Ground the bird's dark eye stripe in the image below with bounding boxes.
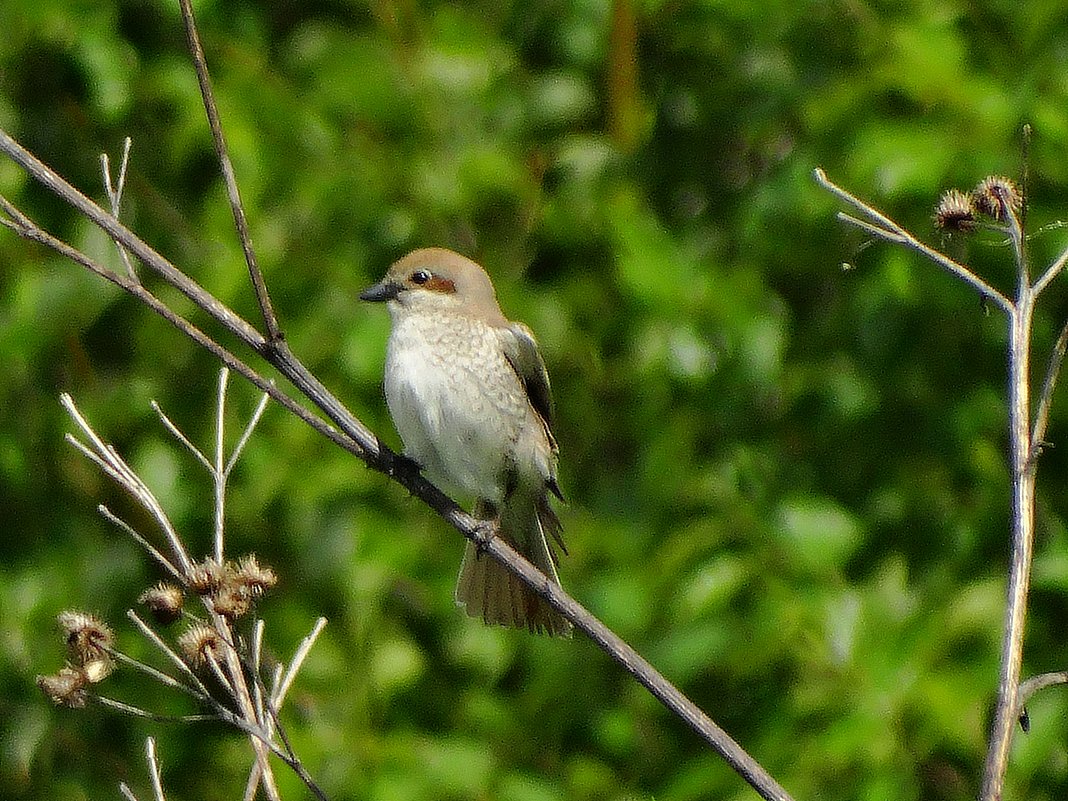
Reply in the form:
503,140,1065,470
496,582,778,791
411,270,432,285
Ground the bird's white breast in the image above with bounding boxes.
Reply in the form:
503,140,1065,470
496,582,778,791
383,309,534,502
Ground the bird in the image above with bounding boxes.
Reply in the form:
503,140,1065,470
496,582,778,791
360,248,572,636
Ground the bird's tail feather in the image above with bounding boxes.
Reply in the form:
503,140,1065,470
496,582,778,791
455,498,572,637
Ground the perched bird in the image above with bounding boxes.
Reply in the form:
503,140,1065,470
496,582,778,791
361,248,572,636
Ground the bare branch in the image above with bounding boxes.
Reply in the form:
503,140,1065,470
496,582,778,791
273,617,327,708
176,0,280,342
98,505,184,583
100,137,137,283
103,646,203,701
63,394,193,574
1030,317,1068,464
213,369,229,562
226,390,271,476
128,610,212,700
815,168,1013,314
146,737,166,801
151,400,212,472
1018,670,1068,712
1033,245,1068,297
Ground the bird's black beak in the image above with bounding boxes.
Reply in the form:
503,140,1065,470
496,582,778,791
359,279,401,302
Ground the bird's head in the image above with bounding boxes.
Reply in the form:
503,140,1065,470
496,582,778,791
360,248,505,323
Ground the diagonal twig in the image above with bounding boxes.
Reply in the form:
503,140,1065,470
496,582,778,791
814,168,1013,314
176,0,280,343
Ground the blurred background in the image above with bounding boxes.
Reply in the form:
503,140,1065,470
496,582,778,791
4,1,1068,799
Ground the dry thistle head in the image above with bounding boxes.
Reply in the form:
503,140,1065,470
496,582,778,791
212,583,253,620
232,554,277,597
188,559,227,595
57,611,114,664
972,175,1022,222
139,582,185,624
934,188,977,233
37,665,90,708
178,623,222,669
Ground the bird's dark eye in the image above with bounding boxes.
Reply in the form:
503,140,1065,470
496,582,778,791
410,270,432,285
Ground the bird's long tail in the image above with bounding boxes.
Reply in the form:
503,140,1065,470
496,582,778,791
455,496,572,637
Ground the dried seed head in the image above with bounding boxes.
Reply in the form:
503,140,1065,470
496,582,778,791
57,611,114,665
972,175,1022,221
139,582,185,625
232,555,277,597
178,624,222,669
188,559,226,595
934,188,977,233
82,658,114,684
37,666,89,708
212,584,253,620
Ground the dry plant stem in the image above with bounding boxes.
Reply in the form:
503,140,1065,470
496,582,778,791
128,611,213,699
245,620,330,801
146,738,165,801
981,202,1036,801
215,611,281,801
1017,670,1068,709
813,169,1012,314
0,184,359,465
104,645,207,700
62,394,194,575
815,168,1068,801
98,505,184,583
100,136,137,283
177,0,279,342
1031,318,1068,459
62,382,321,796
95,695,214,724
0,132,796,801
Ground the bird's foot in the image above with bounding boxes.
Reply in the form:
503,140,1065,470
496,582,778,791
472,518,500,557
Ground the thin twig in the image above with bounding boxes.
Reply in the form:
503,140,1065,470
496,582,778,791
100,136,138,283
103,646,203,701
1030,317,1068,463
250,619,268,730
151,400,212,472
1033,246,1068,297
212,610,281,801
176,0,280,342
146,737,166,801
226,391,270,476
273,616,327,707
0,189,360,472
815,168,1013,314
1017,670,1068,711
97,505,184,584
94,696,215,725
214,368,229,562
128,611,212,699
63,394,193,574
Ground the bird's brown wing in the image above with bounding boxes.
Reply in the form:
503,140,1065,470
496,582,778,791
500,322,566,514
499,322,555,433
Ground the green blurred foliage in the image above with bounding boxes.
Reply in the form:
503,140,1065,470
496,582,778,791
4,0,1068,799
